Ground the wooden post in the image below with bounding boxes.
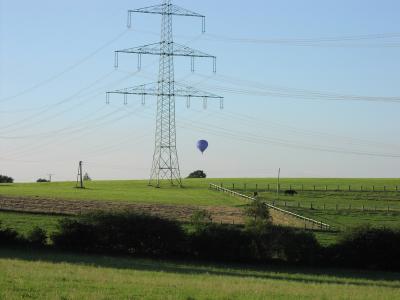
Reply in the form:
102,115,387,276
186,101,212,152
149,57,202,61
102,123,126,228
348,185,351,191
373,185,375,191
384,186,386,192
267,184,270,191
325,185,328,191
313,185,316,191
244,183,246,191
256,184,258,192
232,183,235,191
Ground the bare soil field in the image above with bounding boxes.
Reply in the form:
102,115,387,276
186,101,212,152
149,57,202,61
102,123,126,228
0,195,303,227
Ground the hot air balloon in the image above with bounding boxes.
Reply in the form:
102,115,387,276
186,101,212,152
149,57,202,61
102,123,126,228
197,140,208,154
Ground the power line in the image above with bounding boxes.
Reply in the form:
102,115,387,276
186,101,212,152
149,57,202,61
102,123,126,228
0,29,129,103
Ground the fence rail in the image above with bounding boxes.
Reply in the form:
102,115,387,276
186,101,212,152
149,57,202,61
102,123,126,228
209,183,331,231
217,182,400,193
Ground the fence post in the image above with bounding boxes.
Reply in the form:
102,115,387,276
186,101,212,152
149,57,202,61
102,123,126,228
325,185,328,191
361,185,363,191
384,186,386,192
232,183,235,191
348,185,351,191
362,205,365,211
310,203,313,210
313,185,316,191
373,185,375,191
256,184,258,192
244,183,246,191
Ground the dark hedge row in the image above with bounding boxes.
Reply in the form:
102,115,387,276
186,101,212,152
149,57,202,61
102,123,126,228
1,213,400,271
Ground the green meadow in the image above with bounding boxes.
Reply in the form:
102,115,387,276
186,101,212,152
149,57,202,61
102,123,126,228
0,248,399,300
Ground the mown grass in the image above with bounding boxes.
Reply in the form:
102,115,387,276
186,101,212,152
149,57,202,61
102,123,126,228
0,211,62,236
0,179,246,207
0,248,399,300
1,178,399,207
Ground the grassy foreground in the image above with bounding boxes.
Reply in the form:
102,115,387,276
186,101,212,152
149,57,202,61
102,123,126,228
0,248,399,300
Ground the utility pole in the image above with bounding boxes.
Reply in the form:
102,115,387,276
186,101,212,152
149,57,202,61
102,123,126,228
76,161,84,189
47,174,54,182
107,0,223,188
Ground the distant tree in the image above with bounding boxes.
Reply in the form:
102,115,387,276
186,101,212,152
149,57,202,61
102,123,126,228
36,178,49,183
245,198,272,233
83,172,92,181
0,175,14,183
187,170,206,179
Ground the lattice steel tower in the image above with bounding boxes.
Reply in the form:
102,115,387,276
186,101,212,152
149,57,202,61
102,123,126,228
107,0,223,187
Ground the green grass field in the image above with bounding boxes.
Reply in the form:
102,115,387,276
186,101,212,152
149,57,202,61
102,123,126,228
0,248,399,300
0,179,245,207
1,178,399,245
0,211,62,236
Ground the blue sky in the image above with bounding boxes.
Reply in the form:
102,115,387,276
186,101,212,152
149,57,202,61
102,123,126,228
1,0,400,182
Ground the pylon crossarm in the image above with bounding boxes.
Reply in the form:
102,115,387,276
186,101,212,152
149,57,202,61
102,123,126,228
128,4,204,18
127,4,206,33
107,83,223,99
116,42,215,58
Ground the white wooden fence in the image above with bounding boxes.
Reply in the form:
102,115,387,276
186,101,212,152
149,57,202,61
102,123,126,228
209,183,331,231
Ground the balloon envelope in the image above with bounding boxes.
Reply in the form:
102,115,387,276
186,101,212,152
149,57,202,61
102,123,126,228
197,140,208,153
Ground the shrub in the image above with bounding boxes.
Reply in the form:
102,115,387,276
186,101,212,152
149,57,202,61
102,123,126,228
189,224,251,262
269,226,320,264
26,226,47,246
187,170,206,178
190,210,212,231
51,212,186,257
0,222,21,246
0,175,13,183
326,225,400,270
36,178,49,183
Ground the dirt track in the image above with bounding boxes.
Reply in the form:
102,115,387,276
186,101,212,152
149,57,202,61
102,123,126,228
0,195,305,227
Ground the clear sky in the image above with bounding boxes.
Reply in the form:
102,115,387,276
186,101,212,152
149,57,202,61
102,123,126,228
1,0,400,182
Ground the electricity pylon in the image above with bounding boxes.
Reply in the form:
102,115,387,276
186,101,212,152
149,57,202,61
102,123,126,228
107,0,223,187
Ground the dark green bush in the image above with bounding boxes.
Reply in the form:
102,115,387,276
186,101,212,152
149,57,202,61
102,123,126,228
190,224,251,262
26,226,48,246
0,175,13,183
187,170,206,178
0,222,22,246
51,212,186,257
326,225,400,270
